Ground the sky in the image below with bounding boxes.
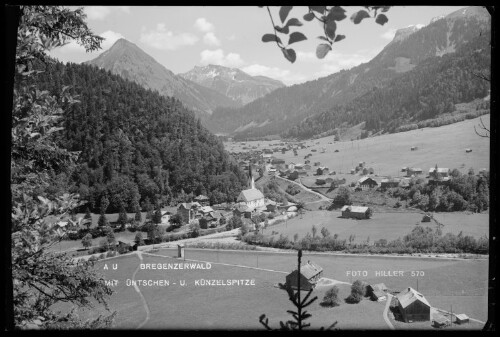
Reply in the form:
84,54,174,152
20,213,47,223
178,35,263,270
48,6,467,86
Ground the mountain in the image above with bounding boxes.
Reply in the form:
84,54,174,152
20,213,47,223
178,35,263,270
180,64,285,105
85,39,240,117
204,6,490,139
32,60,248,212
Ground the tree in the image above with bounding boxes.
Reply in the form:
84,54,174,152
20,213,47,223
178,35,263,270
331,186,351,208
320,227,330,238
294,233,299,242
261,6,391,63
10,5,114,329
105,227,116,246
311,225,317,238
100,195,110,215
365,208,373,219
198,217,208,229
84,207,93,228
152,203,162,224
98,213,109,227
117,204,128,227
228,216,244,230
321,286,340,307
134,204,142,223
190,222,201,238
147,223,160,242
169,213,182,228
259,249,337,330
134,232,144,246
81,233,93,249
99,238,109,252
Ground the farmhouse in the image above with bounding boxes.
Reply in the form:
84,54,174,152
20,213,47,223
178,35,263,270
316,166,329,175
432,313,450,328
193,194,210,206
455,314,469,324
367,283,388,301
380,178,400,190
285,261,323,291
429,167,450,178
407,167,423,177
177,202,201,225
233,203,253,219
396,287,431,322
357,176,378,190
340,205,372,219
271,158,285,165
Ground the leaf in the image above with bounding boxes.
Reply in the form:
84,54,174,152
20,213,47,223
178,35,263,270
316,43,332,59
325,20,337,40
327,6,347,21
303,12,315,21
275,25,290,34
288,32,307,45
282,48,296,63
310,6,325,14
375,13,388,25
351,10,371,24
285,18,303,27
334,34,346,42
279,6,293,23
262,34,282,44
317,36,330,41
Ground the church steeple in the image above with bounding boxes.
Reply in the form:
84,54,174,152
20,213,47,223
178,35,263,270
248,164,255,189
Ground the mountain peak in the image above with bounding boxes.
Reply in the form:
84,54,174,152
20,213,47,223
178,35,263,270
392,25,424,43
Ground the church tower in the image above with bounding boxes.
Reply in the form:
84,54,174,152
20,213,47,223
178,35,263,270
248,164,255,189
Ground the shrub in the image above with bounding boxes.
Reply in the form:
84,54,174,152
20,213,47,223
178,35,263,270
106,251,116,258
352,280,368,297
321,286,340,307
88,255,98,262
99,253,106,259
345,292,362,304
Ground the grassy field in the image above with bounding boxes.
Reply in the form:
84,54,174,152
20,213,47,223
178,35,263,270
225,116,490,178
59,248,487,330
261,210,489,244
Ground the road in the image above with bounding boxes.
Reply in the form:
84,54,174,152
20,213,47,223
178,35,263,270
274,175,332,203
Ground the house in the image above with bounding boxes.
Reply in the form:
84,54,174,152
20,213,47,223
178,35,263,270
422,214,432,222
357,177,378,190
177,202,201,225
118,239,138,252
314,162,321,166
233,203,253,219
285,261,323,291
271,158,285,165
396,287,431,322
367,283,388,301
350,169,356,174
428,167,450,178
286,162,296,170
193,194,210,206
265,199,277,212
380,178,400,190
161,210,172,224
465,148,472,153
455,314,469,324
316,167,329,175
407,168,423,177
341,205,372,219
198,206,215,215
296,169,308,176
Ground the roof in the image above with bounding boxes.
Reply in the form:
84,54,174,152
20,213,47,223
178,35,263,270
237,188,265,202
199,206,214,213
358,176,378,184
370,283,388,291
234,204,253,213
433,314,450,324
455,314,469,320
373,290,386,298
265,199,277,206
409,167,422,171
429,167,449,173
341,205,369,213
194,195,209,201
299,261,323,279
396,287,431,308
179,202,201,209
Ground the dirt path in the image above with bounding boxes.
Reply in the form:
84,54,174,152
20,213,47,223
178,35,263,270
275,175,332,203
132,251,151,329
383,293,395,330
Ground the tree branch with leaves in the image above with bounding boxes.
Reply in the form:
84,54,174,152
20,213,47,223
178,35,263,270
261,6,391,63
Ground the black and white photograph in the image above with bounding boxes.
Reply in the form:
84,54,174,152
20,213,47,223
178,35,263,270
5,5,494,330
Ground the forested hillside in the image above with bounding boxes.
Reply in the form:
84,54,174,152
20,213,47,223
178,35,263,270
27,61,248,213
284,33,490,139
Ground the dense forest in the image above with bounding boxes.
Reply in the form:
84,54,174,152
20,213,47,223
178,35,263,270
24,61,248,213
283,34,490,139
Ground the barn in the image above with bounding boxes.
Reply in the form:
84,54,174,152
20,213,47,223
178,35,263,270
367,283,388,301
357,177,378,190
340,205,372,219
285,261,323,291
396,287,431,322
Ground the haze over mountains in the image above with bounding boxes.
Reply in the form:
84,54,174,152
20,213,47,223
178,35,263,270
205,6,490,139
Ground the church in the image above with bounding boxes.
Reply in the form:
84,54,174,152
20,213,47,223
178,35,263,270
237,165,265,210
